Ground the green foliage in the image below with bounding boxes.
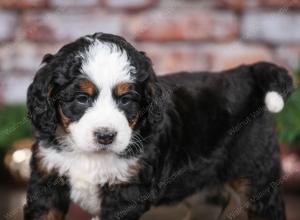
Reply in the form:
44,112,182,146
0,105,32,153
275,70,300,147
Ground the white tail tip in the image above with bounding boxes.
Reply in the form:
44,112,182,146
265,91,284,113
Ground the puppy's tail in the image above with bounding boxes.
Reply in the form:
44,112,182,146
251,62,294,113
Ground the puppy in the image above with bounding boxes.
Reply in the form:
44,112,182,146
24,33,293,220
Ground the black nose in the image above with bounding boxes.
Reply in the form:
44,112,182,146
94,128,117,145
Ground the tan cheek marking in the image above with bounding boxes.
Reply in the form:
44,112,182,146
129,113,140,129
115,82,132,97
58,106,70,131
79,80,96,96
40,209,64,220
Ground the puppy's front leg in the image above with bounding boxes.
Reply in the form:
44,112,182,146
100,184,151,220
24,171,70,220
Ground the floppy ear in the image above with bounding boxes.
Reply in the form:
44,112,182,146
27,54,58,138
139,52,164,127
145,80,165,127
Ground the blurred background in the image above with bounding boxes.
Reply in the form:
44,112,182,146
0,0,300,219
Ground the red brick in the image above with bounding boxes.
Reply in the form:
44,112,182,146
15,43,62,72
102,0,157,11
218,0,300,10
2,73,34,104
0,11,18,42
0,0,47,9
138,43,273,74
127,10,238,42
275,46,300,70
218,0,260,11
262,0,300,8
242,12,300,44
0,44,14,72
138,44,210,74
1,42,69,76
0,42,63,105
22,11,123,42
49,0,100,8
202,43,273,71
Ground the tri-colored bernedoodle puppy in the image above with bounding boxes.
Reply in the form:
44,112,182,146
24,33,294,220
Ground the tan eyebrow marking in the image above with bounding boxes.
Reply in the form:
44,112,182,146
115,82,133,96
79,80,96,96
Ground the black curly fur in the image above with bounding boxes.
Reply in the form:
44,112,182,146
25,33,293,220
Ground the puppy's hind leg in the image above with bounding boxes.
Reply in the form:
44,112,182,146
247,183,286,220
204,188,231,220
246,163,286,220
214,179,251,220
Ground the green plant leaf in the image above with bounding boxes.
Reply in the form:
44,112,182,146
0,105,32,153
274,69,300,147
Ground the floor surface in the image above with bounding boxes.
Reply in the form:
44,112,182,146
1,187,300,220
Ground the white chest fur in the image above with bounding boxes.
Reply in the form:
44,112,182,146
39,147,138,215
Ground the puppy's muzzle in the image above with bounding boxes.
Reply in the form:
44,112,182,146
94,128,117,145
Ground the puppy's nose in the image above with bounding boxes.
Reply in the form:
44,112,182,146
94,128,117,145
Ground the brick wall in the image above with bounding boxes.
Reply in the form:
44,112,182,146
0,0,300,104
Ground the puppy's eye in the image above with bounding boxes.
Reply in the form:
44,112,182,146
120,96,133,105
75,94,90,104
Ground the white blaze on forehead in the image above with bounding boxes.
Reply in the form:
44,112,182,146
81,40,135,88
67,40,134,154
